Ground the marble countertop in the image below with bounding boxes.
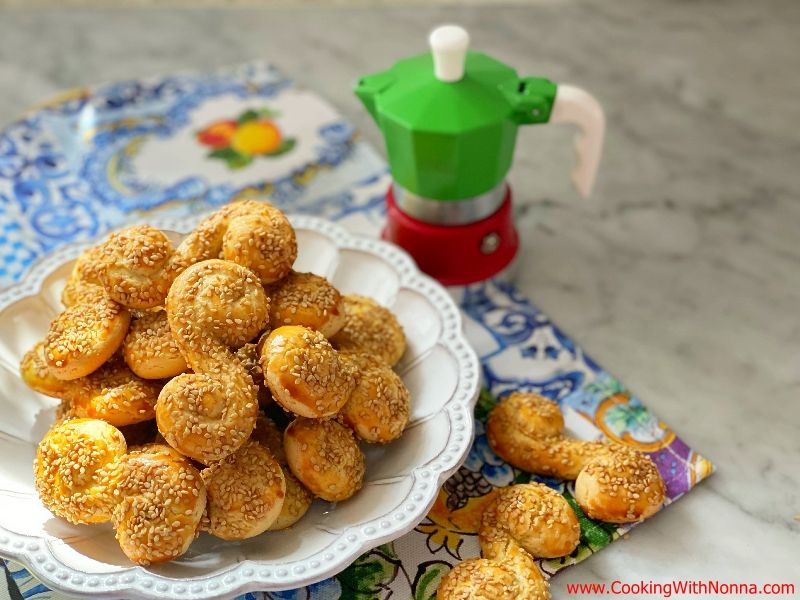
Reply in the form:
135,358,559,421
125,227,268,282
0,0,797,594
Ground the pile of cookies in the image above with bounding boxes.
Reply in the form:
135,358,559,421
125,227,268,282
22,200,411,565
436,391,667,600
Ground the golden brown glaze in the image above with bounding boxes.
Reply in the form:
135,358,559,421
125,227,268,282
34,418,127,524
88,201,295,313
330,294,405,366
63,361,160,427
574,446,666,523
284,418,365,502
269,471,314,531
336,350,386,373
97,225,182,310
43,296,130,380
437,483,580,600
201,440,285,540
251,415,313,530
340,362,410,444
156,260,267,464
123,310,187,379
20,340,70,398
267,271,345,337
486,392,665,523
22,344,160,426
113,444,206,565
61,246,106,307
180,200,297,285
260,325,355,419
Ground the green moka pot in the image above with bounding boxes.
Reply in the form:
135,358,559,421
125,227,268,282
355,25,605,284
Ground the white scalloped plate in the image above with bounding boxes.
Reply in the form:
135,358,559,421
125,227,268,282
0,214,480,599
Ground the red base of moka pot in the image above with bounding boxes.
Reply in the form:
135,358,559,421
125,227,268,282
382,184,519,286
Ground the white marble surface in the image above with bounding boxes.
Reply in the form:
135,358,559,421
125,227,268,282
0,1,798,595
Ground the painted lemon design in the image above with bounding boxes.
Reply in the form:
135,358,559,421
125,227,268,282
231,120,282,156
197,109,295,169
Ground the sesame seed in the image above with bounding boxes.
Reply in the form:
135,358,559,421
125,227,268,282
330,295,406,367
284,418,364,502
485,391,666,524
200,441,285,540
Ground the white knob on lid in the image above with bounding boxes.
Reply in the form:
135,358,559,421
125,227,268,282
429,25,470,82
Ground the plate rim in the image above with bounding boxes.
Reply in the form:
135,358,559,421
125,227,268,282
0,212,481,599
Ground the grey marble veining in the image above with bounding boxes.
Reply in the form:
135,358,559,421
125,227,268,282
0,0,798,593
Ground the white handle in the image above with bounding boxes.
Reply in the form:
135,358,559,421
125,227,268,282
549,84,605,198
429,25,470,83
